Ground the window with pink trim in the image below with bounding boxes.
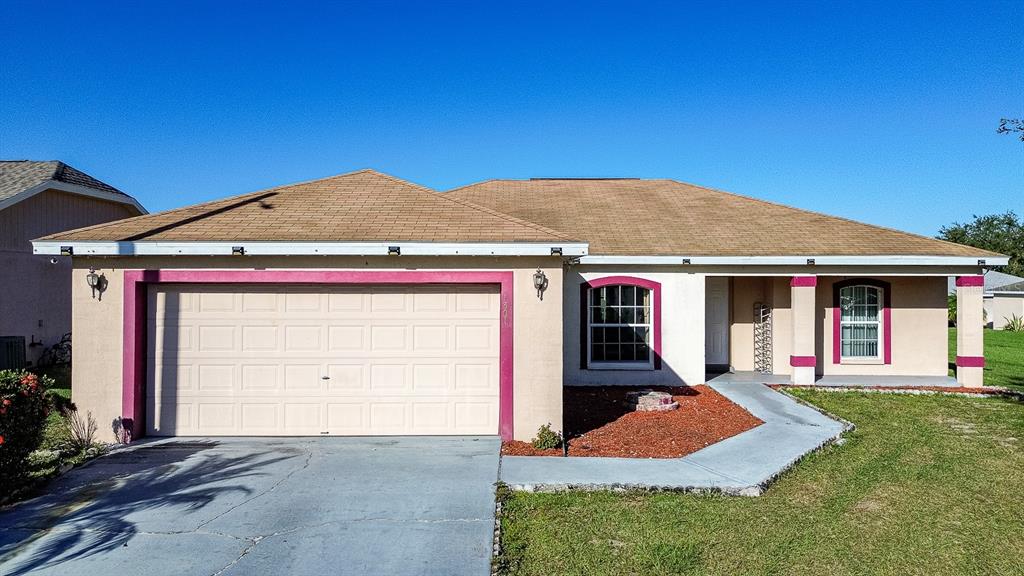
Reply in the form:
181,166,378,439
833,278,892,364
581,276,662,370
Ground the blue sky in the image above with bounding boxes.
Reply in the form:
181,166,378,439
1,1,1021,236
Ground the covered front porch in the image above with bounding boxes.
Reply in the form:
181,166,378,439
704,274,986,387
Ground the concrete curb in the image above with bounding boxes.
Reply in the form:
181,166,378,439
778,385,1024,401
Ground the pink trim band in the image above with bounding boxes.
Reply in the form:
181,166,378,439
955,355,985,368
790,276,817,287
580,276,662,369
955,275,984,287
122,269,516,441
790,355,817,367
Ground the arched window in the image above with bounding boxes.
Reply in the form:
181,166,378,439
838,284,883,359
587,283,654,368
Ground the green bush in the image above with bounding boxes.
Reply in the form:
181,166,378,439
1004,314,1024,332
0,370,53,489
531,423,563,450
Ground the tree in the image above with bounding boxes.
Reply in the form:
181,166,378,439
938,211,1024,277
997,118,1024,141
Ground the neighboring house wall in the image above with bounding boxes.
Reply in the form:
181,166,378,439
564,267,706,387
0,190,137,364
70,256,564,443
991,293,1024,329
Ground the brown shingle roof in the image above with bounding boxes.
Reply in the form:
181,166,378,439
445,178,1000,257
42,169,577,243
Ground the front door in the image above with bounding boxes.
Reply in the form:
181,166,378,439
705,277,730,366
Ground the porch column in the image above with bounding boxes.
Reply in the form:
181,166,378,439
955,275,985,387
790,276,817,384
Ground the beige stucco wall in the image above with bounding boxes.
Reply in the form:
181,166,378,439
0,190,138,364
70,256,563,442
563,266,706,387
991,293,1024,330
731,275,949,377
818,276,948,376
730,277,769,371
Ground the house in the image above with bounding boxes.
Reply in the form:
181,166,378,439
948,270,1024,327
31,169,1006,442
990,280,1024,329
0,161,146,369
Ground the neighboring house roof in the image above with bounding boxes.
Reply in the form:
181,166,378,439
948,270,1024,295
991,280,1024,294
39,169,580,249
445,178,1001,259
0,160,146,214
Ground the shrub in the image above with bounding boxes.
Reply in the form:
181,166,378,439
1003,314,1024,332
0,370,52,488
62,409,99,452
531,423,563,450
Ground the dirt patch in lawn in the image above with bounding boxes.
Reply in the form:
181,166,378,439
502,385,763,458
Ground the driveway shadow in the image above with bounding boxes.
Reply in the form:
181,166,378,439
0,440,301,576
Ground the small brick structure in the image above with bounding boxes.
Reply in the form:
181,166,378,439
624,389,679,412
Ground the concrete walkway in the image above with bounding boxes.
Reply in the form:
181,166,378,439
500,382,849,496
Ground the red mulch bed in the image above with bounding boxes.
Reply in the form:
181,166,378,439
502,385,763,458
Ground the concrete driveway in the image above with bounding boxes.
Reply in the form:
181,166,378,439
0,436,500,576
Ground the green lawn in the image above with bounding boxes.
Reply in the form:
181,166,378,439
497,390,1024,576
948,328,1024,391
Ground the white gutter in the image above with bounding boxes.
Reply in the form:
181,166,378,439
0,181,148,214
32,240,589,257
577,255,1010,267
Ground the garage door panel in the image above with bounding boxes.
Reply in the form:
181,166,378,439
147,284,499,436
328,325,365,350
370,325,407,350
326,364,365,393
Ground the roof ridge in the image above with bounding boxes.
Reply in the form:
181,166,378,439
365,171,580,242
666,179,1004,257
444,178,502,196
38,188,271,240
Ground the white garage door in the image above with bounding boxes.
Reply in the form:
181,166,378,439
146,284,500,436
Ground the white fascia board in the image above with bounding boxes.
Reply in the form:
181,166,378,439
577,255,1010,267
31,240,589,257
0,181,148,214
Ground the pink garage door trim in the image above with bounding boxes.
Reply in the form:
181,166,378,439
579,276,662,369
122,269,515,441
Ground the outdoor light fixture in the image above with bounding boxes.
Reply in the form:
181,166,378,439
388,246,401,256
550,247,563,256
533,268,548,300
85,268,106,299
806,258,816,265
232,246,245,255
978,259,987,266
681,258,691,265
60,246,73,256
